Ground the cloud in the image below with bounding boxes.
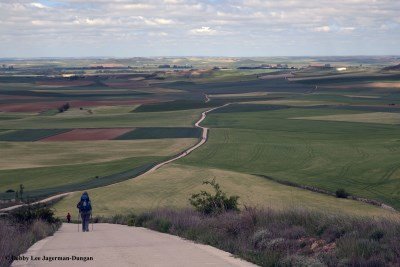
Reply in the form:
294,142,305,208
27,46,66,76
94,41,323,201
340,27,356,32
117,3,154,10
148,32,168,36
30,2,48,9
0,0,399,57
313,26,331,32
143,18,175,26
163,0,183,4
189,26,217,35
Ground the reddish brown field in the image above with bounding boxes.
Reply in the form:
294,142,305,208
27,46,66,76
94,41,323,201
39,128,134,141
103,81,148,88
0,99,159,112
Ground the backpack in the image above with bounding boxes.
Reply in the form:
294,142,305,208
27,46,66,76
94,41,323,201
79,194,92,212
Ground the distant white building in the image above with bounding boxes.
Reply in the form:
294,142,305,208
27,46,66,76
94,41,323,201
61,74,76,78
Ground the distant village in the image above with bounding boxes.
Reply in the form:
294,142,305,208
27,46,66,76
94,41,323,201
237,63,296,70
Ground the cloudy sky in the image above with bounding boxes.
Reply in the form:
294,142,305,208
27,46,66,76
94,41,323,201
0,0,399,57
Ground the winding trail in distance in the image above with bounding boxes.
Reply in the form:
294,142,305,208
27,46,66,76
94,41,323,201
146,103,229,173
0,103,230,213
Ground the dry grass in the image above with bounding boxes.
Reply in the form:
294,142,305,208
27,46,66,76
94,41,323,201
325,82,400,90
100,208,400,267
344,94,380,99
53,164,399,218
90,105,140,115
0,139,197,170
0,205,60,267
259,73,294,79
292,112,400,125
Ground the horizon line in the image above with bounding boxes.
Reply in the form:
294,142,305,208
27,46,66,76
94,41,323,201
1,55,400,60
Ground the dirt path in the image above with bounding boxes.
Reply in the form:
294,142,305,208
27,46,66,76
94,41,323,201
147,103,229,173
1,104,229,213
205,93,210,103
12,223,256,267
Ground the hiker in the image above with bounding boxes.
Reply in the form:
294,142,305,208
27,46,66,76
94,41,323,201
77,191,92,232
66,212,71,223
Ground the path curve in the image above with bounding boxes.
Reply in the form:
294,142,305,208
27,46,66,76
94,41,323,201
1,104,229,212
12,223,256,267
146,103,229,173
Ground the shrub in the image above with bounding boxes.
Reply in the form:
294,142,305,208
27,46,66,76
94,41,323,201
337,237,381,259
335,188,349,198
370,229,385,241
146,218,172,233
126,214,137,226
57,102,70,113
189,179,239,214
31,220,54,241
0,217,59,267
133,213,153,227
10,204,59,224
252,229,273,249
110,214,127,225
280,255,325,267
101,207,400,267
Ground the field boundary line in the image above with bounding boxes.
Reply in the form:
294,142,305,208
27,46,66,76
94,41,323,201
256,174,397,212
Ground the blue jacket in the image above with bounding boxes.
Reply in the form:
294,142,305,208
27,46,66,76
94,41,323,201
77,192,92,213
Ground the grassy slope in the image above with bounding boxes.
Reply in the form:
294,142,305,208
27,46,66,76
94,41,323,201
53,164,398,218
0,139,197,170
0,156,163,193
179,107,400,209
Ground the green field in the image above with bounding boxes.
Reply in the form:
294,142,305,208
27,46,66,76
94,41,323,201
0,129,69,141
179,105,400,209
0,156,162,194
134,100,220,112
116,127,202,140
53,164,398,218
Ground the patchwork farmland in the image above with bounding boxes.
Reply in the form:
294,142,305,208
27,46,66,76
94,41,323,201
0,57,399,219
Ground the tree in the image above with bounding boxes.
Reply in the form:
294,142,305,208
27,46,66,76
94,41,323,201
335,188,349,198
189,179,239,214
19,184,24,200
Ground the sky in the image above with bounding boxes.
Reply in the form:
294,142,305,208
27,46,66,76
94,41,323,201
0,0,399,57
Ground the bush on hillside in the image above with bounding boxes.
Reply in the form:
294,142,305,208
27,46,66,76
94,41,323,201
189,179,239,214
57,102,70,113
336,188,349,198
